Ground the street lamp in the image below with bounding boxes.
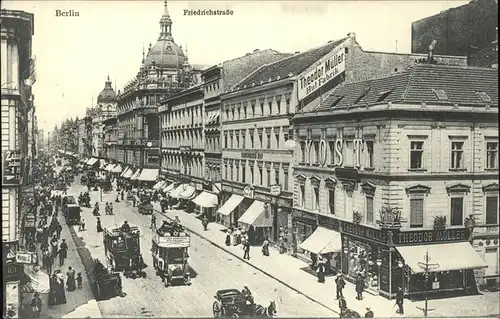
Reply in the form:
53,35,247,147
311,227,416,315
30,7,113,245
417,250,440,317
398,259,405,297
376,253,382,294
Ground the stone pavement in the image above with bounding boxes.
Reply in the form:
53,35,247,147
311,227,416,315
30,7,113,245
149,202,421,318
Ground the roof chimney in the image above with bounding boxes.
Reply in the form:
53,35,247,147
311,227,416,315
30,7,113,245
347,32,356,39
427,39,437,63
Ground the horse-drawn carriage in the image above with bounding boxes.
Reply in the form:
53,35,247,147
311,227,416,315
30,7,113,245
103,226,146,278
101,179,112,192
138,201,153,215
212,289,277,318
78,192,91,207
91,259,122,301
152,221,191,287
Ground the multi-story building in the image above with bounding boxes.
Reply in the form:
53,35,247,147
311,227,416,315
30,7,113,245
103,115,118,163
116,0,197,180
219,32,467,246
291,64,498,299
159,84,205,209
76,119,85,159
91,77,117,159
37,128,44,153
411,0,498,67
83,109,93,158
1,8,35,318
198,50,293,219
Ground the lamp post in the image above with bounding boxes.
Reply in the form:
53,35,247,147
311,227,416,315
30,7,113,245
398,259,405,295
417,250,440,317
376,254,382,294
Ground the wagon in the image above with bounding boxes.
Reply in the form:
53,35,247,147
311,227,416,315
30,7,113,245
212,289,277,318
90,259,122,301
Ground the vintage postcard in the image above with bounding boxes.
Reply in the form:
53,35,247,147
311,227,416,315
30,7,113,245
1,0,498,318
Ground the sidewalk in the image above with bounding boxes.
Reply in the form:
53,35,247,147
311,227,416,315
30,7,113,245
31,205,103,318
149,202,421,318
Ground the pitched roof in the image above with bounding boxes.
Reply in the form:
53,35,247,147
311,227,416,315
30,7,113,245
234,37,349,90
318,63,498,110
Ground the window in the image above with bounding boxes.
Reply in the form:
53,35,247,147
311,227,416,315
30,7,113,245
313,187,320,210
241,130,246,149
224,162,228,179
432,89,449,101
299,185,305,207
313,141,320,164
366,196,374,223
243,106,247,118
250,130,254,148
259,166,263,185
235,163,240,182
266,168,270,186
276,98,281,114
283,130,289,143
410,141,424,169
224,133,228,148
235,132,240,148
329,141,336,164
486,142,498,169
259,101,264,116
328,190,335,214
283,167,288,190
275,130,280,149
486,196,498,225
366,141,374,168
268,100,273,115
250,166,254,183
451,141,464,169
251,103,255,117
258,132,263,149
450,197,464,226
274,166,280,185
242,163,246,183
410,198,424,228
266,133,271,149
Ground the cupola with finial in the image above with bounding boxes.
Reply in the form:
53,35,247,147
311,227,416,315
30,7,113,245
97,76,116,104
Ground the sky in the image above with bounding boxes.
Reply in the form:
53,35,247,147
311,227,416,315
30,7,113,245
2,0,469,134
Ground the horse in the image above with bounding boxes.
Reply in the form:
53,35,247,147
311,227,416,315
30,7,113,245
340,307,361,318
253,300,277,317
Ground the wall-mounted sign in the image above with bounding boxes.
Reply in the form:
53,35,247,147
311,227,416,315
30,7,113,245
5,263,23,281
304,138,363,168
395,228,469,246
15,251,38,264
243,185,254,199
298,45,346,101
242,152,263,160
3,150,22,186
155,234,190,248
270,185,282,196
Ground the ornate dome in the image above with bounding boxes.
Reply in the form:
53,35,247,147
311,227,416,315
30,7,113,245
144,40,186,69
97,76,116,103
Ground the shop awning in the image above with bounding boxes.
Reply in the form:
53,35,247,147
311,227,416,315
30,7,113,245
299,226,342,254
86,158,98,166
396,242,487,274
138,169,158,182
217,194,244,216
130,169,142,180
20,266,51,293
163,182,176,193
180,185,196,200
120,167,131,177
153,180,165,190
123,169,135,179
192,191,218,208
170,184,187,198
238,200,271,228
113,165,123,173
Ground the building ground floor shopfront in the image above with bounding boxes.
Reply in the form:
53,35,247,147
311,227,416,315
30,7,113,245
472,226,500,291
219,182,293,246
290,208,487,299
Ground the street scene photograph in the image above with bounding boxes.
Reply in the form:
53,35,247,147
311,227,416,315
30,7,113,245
1,0,499,318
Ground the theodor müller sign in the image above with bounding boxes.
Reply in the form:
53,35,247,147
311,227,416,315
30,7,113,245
298,45,346,101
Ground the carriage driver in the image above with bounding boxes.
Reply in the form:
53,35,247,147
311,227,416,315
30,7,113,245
121,221,131,232
241,286,254,306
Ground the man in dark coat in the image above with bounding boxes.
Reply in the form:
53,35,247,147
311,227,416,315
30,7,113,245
355,273,364,300
365,306,374,318
396,287,404,315
335,274,346,299
59,239,68,266
121,221,131,232
243,241,251,260
56,222,63,239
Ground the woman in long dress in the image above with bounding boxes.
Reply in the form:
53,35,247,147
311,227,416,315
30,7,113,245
66,267,76,291
96,217,103,233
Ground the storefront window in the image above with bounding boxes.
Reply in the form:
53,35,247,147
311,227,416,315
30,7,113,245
345,239,381,289
294,220,315,259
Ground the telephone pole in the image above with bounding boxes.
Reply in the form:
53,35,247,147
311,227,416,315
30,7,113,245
417,250,440,317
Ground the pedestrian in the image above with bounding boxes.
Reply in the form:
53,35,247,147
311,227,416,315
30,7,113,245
335,273,346,299
310,252,318,269
262,237,269,256
396,286,404,315
365,306,374,318
96,217,103,233
243,241,250,260
79,217,85,231
225,232,231,246
66,267,76,291
30,292,42,319
150,214,156,230
76,272,83,289
132,196,136,207
56,222,62,239
316,256,326,283
338,296,347,317
202,215,208,231
355,273,364,300
50,236,58,259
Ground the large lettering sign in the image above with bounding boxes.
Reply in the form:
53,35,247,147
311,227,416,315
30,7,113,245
305,138,363,168
3,150,22,186
154,234,190,248
395,228,469,246
298,46,346,101
341,221,390,245
242,152,263,160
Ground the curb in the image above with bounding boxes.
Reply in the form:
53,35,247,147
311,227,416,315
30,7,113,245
149,204,339,315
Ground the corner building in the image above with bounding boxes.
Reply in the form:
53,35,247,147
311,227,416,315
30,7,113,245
219,32,466,247
292,64,498,298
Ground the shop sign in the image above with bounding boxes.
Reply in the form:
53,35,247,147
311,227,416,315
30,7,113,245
341,221,390,245
298,45,346,101
270,185,281,196
25,214,36,228
304,138,363,168
3,149,22,186
395,228,469,246
15,251,38,264
243,185,254,199
5,263,23,281
241,152,263,160
156,235,190,248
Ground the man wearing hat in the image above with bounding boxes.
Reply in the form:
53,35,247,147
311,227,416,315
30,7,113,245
30,292,42,319
335,273,345,299
396,286,404,314
364,306,374,318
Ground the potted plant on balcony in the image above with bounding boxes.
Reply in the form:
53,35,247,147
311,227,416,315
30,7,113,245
353,211,362,225
433,216,447,230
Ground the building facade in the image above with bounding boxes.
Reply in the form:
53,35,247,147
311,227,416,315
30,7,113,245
219,32,467,246
91,77,117,158
411,0,498,65
76,119,85,159
292,64,498,298
103,116,118,162
1,8,35,318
